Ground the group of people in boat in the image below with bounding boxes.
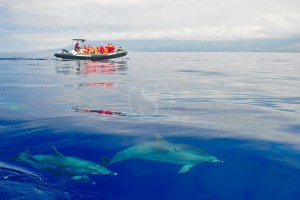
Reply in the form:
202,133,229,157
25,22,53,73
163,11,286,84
74,42,123,55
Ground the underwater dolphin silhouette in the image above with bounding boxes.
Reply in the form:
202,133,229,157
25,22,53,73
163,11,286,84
108,134,222,173
16,147,117,181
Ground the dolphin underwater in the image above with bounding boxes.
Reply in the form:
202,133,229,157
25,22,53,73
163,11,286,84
16,147,117,181
108,134,222,173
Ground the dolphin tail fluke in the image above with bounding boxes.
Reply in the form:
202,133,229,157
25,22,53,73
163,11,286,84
178,164,196,173
100,156,111,167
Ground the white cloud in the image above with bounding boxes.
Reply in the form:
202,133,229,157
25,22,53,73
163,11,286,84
257,15,300,38
0,0,300,51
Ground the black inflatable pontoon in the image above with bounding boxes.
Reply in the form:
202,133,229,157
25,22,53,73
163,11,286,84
54,50,127,60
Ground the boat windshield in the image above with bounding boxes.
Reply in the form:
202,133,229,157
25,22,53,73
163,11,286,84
73,39,86,43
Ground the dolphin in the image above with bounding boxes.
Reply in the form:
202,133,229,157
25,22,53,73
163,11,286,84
108,134,222,173
16,147,117,181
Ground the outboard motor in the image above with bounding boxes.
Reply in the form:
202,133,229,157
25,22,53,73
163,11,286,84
62,49,69,53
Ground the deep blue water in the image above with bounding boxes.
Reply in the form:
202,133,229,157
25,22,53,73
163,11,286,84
0,52,300,199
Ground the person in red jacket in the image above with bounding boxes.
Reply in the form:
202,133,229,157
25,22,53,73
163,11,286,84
111,44,115,52
99,44,105,54
106,43,112,52
74,42,80,52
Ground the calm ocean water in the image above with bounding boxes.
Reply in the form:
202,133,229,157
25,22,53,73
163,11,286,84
0,52,300,199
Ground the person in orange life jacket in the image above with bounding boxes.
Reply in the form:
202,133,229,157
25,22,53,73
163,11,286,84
82,45,88,54
94,47,99,54
90,47,95,54
104,46,109,54
85,45,90,54
105,43,109,52
87,45,93,54
99,44,105,54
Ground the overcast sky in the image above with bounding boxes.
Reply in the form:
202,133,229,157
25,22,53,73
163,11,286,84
0,0,299,52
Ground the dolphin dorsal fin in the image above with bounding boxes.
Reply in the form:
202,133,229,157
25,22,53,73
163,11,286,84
154,133,167,143
51,147,64,157
23,147,30,155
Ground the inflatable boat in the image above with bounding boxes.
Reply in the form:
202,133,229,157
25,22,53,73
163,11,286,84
54,39,127,60
54,50,127,60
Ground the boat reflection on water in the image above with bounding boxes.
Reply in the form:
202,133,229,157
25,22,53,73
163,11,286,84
81,60,128,74
78,82,114,88
74,107,126,116
55,59,128,75
58,60,127,117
